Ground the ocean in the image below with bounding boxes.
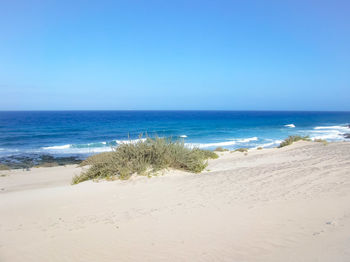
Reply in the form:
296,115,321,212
0,111,349,164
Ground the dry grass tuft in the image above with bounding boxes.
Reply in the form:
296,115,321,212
0,164,10,171
34,162,60,168
73,137,218,184
278,135,311,148
234,148,249,153
313,138,328,145
214,147,229,152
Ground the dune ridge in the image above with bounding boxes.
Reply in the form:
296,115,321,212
1,141,350,261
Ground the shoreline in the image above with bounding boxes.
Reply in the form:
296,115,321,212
1,141,350,261
1,134,348,170
0,120,349,163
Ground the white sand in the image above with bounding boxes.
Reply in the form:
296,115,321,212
1,141,350,261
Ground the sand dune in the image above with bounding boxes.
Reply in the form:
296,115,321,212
1,141,350,261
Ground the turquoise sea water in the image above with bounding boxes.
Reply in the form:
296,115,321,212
0,111,349,159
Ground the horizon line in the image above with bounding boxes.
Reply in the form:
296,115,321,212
1,109,350,113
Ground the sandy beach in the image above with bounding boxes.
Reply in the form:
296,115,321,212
1,141,350,261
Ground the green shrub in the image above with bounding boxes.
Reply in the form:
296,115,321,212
214,147,229,152
72,137,218,184
79,152,115,167
234,148,248,153
278,135,311,148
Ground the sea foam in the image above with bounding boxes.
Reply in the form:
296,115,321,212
284,124,295,128
186,137,259,149
309,125,349,141
186,141,237,149
310,130,343,141
41,138,148,154
236,137,258,143
253,140,282,149
42,144,71,150
116,138,147,144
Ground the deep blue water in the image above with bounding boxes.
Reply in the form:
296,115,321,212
0,111,349,158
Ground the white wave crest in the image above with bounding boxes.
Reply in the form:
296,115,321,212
186,137,258,149
186,140,237,149
314,125,349,130
253,140,282,149
284,124,295,128
236,137,258,143
116,138,147,144
180,135,187,138
50,147,114,154
311,132,343,141
307,125,349,141
42,144,71,150
309,125,349,141
41,146,112,154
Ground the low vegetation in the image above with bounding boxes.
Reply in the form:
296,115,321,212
34,162,60,168
313,138,328,145
257,147,263,150
0,164,10,171
234,148,249,153
214,147,229,152
278,135,311,148
73,137,218,184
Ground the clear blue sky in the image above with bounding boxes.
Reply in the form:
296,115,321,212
0,0,349,110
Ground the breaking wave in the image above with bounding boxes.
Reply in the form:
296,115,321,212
187,137,259,149
310,125,350,141
284,124,295,128
41,138,148,154
5,123,350,157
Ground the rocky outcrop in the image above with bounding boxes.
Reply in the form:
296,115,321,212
343,133,350,139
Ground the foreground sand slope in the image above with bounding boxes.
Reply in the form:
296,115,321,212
1,141,350,262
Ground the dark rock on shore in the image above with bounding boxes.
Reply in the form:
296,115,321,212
0,154,83,169
343,133,350,139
